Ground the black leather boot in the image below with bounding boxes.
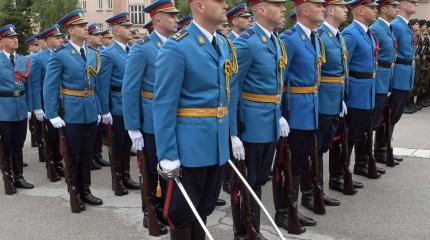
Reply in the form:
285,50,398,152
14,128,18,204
293,176,316,227
80,160,103,205
374,126,387,164
251,188,267,240
1,153,16,195
122,151,140,190
12,151,33,189
191,221,206,240
94,153,110,167
142,211,168,235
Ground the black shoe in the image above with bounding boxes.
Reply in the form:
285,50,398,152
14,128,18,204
234,235,247,240
91,159,101,170
123,175,140,190
329,177,358,195
23,162,28,167
301,193,314,212
13,176,34,189
298,211,316,226
324,194,340,206
216,198,226,206
394,155,403,162
143,213,168,235
353,180,364,188
56,165,65,177
274,211,306,234
94,154,110,167
354,166,381,179
77,194,86,211
376,167,386,174
267,171,273,181
81,190,103,206
222,181,231,194
114,181,129,196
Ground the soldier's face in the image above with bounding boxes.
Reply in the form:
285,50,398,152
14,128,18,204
233,16,253,31
216,23,230,35
46,36,63,49
363,5,378,23
69,24,89,41
199,0,228,25
384,4,399,19
115,25,133,42
103,37,113,45
88,34,103,47
402,1,416,14
307,3,326,25
157,13,179,33
265,2,286,28
332,5,348,23
29,44,40,53
1,36,18,51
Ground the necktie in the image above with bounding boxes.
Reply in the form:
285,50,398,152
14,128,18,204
211,37,220,56
270,34,276,46
80,47,86,61
310,31,316,50
336,32,340,41
125,45,129,54
10,54,15,66
367,29,372,41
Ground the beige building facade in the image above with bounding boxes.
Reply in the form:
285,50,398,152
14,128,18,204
415,0,430,19
79,0,152,31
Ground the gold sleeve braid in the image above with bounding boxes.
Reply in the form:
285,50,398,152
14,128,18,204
86,51,102,89
225,37,238,102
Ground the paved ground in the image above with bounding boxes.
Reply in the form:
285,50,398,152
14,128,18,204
0,107,429,240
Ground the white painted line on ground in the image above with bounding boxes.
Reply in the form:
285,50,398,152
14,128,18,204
394,147,430,158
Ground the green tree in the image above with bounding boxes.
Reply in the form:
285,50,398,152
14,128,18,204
31,0,79,30
0,0,34,54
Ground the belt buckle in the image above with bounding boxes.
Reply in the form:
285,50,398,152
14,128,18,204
13,90,20,97
341,76,345,83
276,94,281,104
372,72,376,79
217,107,225,118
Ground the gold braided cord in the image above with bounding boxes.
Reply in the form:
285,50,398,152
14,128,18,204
339,35,349,73
277,37,288,96
85,51,102,90
225,37,238,102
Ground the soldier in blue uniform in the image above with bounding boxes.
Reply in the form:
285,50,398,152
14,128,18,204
26,35,40,55
278,0,325,230
229,0,287,238
98,12,140,196
370,0,400,166
342,0,382,179
143,20,154,34
153,0,236,237
389,0,417,162
101,29,114,50
298,0,349,209
122,0,180,235
28,24,65,181
86,23,110,170
0,24,34,195
177,16,192,31
226,3,252,40
44,9,103,211
130,28,141,44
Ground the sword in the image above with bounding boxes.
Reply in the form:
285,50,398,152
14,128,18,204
228,159,287,240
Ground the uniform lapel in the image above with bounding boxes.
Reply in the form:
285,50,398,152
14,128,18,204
353,21,372,46
323,24,341,48
150,31,163,49
296,24,316,56
188,22,218,61
67,43,85,65
0,52,15,70
254,24,276,55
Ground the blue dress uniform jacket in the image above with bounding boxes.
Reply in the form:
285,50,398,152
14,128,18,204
317,24,347,115
228,31,237,41
342,21,377,110
43,43,101,124
154,22,234,168
0,53,32,121
280,24,321,130
391,16,415,91
123,32,162,134
29,49,50,111
370,18,396,94
98,41,128,116
230,24,283,143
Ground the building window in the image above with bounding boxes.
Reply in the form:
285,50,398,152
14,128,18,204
80,0,86,10
97,0,103,10
130,4,145,24
97,23,104,31
107,0,113,9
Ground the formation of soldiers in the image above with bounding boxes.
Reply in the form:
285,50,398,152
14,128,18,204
0,0,419,239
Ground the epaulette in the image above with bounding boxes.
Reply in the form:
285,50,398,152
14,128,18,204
54,44,65,52
284,28,296,36
316,28,324,37
171,29,188,41
239,28,254,39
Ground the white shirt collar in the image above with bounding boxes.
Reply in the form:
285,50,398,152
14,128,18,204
354,20,369,33
324,21,339,36
398,15,409,25
255,22,272,38
231,31,240,38
192,20,216,43
70,40,86,55
297,21,313,38
154,30,167,43
379,17,391,27
115,40,128,52
2,50,15,60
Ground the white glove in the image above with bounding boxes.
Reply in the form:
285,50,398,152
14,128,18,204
102,112,113,125
97,115,101,125
387,92,391,97
128,130,144,151
49,116,66,128
231,135,245,160
340,101,348,117
33,109,45,121
159,159,181,178
279,117,290,137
